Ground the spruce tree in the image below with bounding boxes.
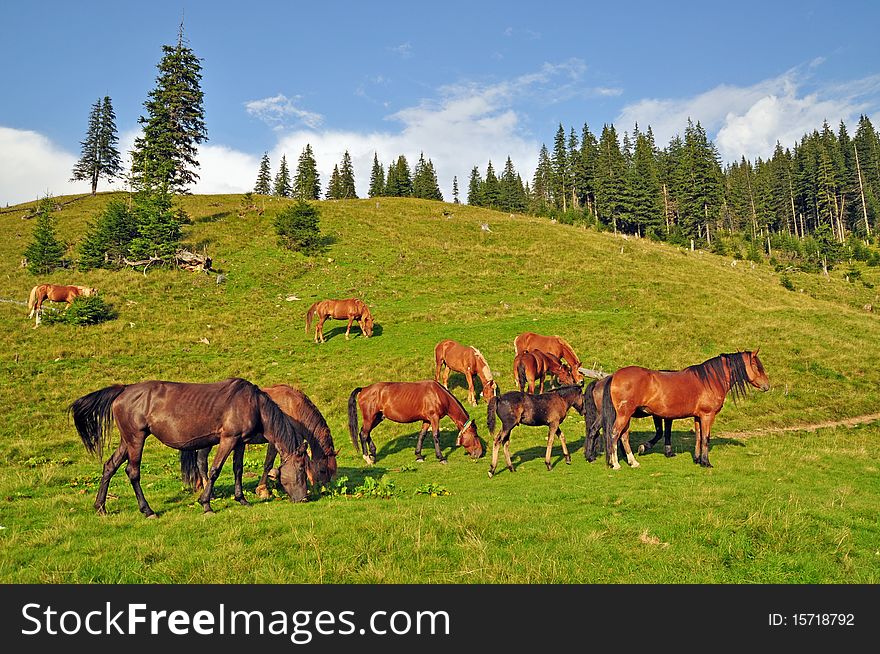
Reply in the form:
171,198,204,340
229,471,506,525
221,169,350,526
452,176,460,204
467,167,483,206
531,145,553,213
626,130,662,235
595,124,628,231
551,124,569,210
326,165,342,199
385,155,411,197
24,198,65,275
254,152,272,195
274,155,292,197
368,153,385,197
339,150,357,199
71,96,123,195
483,161,501,209
78,200,137,270
294,144,321,200
130,23,207,193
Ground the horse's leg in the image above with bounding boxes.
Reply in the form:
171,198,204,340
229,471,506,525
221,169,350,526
692,418,703,465
315,315,326,343
619,424,640,468
609,413,633,470
558,426,571,465
196,447,211,492
465,369,476,406
638,416,664,454
256,443,277,499
488,430,503,478
544,421,559,470
232,442,250,506
94,443,128,515
697,414,716,468
345,316,354,340
664,419,675,457
429,417,446,463
502,431,514,473
415,421,430,462
123,434,156,518
360,414,381,465
538,374,545,394
442,366,451,389
200,437,238,513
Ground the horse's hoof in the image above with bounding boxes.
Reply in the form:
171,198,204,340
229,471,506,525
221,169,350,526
268,467,280,481
630,460,641,468
507,466,515,473
237,497,251,506
415,455,426,463
565,456,572,465
611,463,621,470
701,461,713,468
95,506,107,516
145,512,158,519
256,487,271,500
665,451,676,458
487,470,494,478
637,444,647,455
437,458,448,465
363,455,375,465
545,462,552,471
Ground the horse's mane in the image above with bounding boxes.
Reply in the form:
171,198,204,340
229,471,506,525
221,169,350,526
470,347,493,381
435,381,470,422
550,384,584,399
688,353,750,403
293,390,334,457
555,336,580,364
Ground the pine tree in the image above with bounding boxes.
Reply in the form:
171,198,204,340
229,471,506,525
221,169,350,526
551,124,569,210
339,150,357,199
595,124,628,231
294,144,321,200
274,155,292,197
274,200,323,254
130,23,207,193
452,176,460,204
326,165,342,199
71,96,123,195
254,152,272,195
24,197,65,275
482,161,501,209
467,167,483,206
626,129,662,235
127,189,182,261
78,200,137,270
368,153,385,198
499,157,525,213
576,124,599,215
530,145,553,214
385,155,411,197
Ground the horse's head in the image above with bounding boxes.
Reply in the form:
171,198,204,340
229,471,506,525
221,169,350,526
456,419,483,458
82,287,98,297
481,379,497,402
745,349,770,391
308,448,339,486
557,363,576,386
279,441,310,502
361,311,374,337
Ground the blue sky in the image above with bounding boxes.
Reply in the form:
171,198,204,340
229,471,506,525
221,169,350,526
2,0,879,204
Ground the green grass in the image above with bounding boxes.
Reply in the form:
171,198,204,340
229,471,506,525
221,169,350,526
1,192,878,583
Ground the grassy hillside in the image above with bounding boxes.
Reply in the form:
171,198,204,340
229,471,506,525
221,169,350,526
0,192,878,583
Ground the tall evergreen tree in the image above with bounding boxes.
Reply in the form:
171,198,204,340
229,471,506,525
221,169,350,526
626,129,662,235
130,23,207,193
482,161,501,209
530,144,553,213
385,155,412,197
595,124,628,231
71,96,123,195
551,124,569,210
368,153,385,198
452,176,460,204
325,164,342,199
24,197,65,275
274,155,292,197
467,166,483,206
339,150,357,199
254,152,272,195
293,144,321,200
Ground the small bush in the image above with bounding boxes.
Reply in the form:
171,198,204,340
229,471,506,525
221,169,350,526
780,274,795,291
273,200,324,254
40,295,116,326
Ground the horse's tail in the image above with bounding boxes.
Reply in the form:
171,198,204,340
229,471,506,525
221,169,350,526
68,384,127,456
305,302,319,334
27,285,40,317
516,357,528,392
487,394,498,436
434,342,445,381
348,387,362,453
601,376,617,466
180,449,204,492
583,380,598,426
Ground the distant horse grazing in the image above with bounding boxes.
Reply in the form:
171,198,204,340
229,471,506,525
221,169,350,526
513,349,575,394
600,351,770,469
514,332,584,383
486,385,585,476
69,378,310,517
348,380,483,464
305,298,374,342
434,339,497,406
182,383,338,499
582,375,673,461
28,283,97,326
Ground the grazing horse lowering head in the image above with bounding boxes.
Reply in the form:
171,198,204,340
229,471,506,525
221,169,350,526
279,441,310,502
744,349,770,392
361,308,374,337
455,419,483,458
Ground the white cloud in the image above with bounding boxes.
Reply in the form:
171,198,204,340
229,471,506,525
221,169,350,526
616,69,880,162
389,42,412,59
245,94,324,129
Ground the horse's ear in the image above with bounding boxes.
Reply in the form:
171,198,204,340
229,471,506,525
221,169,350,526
295,441,308,456
753,347,760,357
334,447,342,457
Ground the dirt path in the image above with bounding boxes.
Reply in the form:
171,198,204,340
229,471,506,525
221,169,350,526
719,413,880,439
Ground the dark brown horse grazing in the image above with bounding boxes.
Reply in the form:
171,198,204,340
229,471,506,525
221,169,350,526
514,332,584,383
513,349,575,394
600,351,770,469
348,380,483,464
486,385,585,477
28,283,97,326
182,383,338,499
434,339,497,406
69,378,310,517
305,298,374,342
582,375,675,461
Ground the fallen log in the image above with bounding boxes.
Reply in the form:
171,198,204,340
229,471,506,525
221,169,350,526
578,367,609,380
122,249,211,275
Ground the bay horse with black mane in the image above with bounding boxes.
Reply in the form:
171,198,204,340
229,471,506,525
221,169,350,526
348,380,483,464
486,385,585,477
600,351,770,469
181,383,338,499
434,339,497,405
69,378,310,517
305,298,374,342
514,332,584,383
28,283,97,326
513,349,575,394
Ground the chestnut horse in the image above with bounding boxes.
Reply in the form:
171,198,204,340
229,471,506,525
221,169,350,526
513,349,575,394
434,339,497,405
305,298,374,342
600,351,770,469
582,375,673,461
486,385,585,476
181,383,338,499
348,380,483,464
28,283,97,326
69,378,310,517
514,332,584,383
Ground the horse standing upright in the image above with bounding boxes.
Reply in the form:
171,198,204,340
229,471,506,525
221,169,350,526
513,349,575,393
514,332,584,383
28,283,97,326
69,378,310,517
600,351,770,469
348,380,483,464
434,339,496,406
486,385,585,476
305,298,374,342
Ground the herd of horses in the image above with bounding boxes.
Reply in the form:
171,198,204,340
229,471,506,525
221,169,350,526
53,291,771,518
